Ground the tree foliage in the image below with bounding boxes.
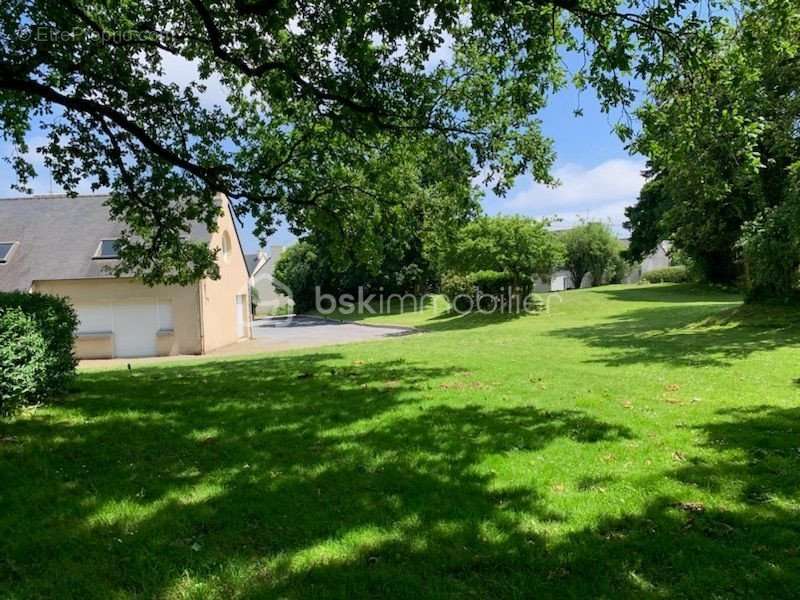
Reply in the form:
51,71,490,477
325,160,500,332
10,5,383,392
1,0,721,283
632,0,800,297
269,133,481,309
561,222,622,288
623,176,670,263
444,215,564,290
271,241,319,312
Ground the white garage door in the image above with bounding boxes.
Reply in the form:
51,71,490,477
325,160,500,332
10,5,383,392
112,302,158,357
75,300,174,358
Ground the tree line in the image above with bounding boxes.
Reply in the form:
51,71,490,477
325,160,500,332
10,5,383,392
627,0,800,301
274,216,629,312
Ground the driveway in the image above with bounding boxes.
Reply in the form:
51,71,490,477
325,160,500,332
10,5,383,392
79,315,416,369
247,315,416,352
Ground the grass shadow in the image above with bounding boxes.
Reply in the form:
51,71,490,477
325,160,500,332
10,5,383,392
0,353,629,598
593,283,741,304
416,308,533,332
550,299,800,367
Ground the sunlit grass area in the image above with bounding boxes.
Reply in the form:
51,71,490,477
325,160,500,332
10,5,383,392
3,284,800,598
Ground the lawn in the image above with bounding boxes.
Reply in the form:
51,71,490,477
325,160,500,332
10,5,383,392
3,284,800,598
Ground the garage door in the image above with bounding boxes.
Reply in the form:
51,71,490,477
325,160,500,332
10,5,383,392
76,300,173,358
113,302,159,357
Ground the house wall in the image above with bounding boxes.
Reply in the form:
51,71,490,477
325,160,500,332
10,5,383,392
32,278,202,358
199,195,253,352
252,245,294,314
534,270,575,293
624,243,672,284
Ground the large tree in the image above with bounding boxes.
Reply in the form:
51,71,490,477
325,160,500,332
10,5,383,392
1,0,719,283
274,132,482,305
631,0,800,295
443,215,564,290
561,222,621,288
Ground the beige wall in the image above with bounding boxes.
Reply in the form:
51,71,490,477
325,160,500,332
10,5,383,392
33,278,202,358
31,195,250,359
198,195,252,352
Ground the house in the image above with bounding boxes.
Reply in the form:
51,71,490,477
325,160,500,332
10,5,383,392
0,193,252,359
246,245,294,315
623,241,672,283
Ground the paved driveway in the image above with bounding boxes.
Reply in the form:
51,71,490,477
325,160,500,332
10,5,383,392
80,316,415,369
248,315,416,352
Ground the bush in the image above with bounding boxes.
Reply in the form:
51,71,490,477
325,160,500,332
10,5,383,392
738,204,800,301
468,270,518,309
0,292,78,416
641,266,690,283
440,273,473,312
441,270,534,313
606,254,632,284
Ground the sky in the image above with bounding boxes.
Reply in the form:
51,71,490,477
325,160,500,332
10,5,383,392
0,50,645,254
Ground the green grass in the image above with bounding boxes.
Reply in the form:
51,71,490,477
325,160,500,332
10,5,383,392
3,283,800,598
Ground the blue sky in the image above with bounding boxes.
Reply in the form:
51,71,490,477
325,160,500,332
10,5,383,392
0,53,645,253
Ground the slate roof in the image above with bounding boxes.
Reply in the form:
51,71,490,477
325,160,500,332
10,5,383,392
244,253,261,276
0,194,210,292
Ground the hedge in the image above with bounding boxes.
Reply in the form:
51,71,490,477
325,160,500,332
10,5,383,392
441,271,537,313
641,266,690,284
0,292,78,416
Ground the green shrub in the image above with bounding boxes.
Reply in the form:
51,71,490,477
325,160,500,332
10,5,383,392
441,271,536,313
468,270,517,310
737,204,800,301
606,254,632,284
641,266,690,283
440,273,473,312
468,270,514,293
0,292,78,416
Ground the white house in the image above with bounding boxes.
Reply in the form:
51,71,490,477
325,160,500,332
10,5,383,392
245,245,295,314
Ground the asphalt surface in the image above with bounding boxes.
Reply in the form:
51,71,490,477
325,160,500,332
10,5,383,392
249,315,416,351
79,315,416,369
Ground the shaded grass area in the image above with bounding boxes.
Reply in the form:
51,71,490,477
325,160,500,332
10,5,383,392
3,285,800,598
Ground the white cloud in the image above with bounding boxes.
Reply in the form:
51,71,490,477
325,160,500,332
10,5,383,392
424,30,454,70
495,158,646,229
157,51,230,108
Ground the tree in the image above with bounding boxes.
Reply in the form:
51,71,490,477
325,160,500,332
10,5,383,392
272,242,320,312
561,222,621,288
632,0,800,296
623,175,671,263
1,0,720,283
285,133,480,292
444,215,564,294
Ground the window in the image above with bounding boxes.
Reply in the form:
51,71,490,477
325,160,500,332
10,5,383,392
157,301,174,332
221,232,232,262
94,239,119,259
0,242,16,263
76,303,112,334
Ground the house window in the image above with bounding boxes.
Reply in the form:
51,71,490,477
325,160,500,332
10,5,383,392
0,242,17,263
221,232,232,262
94,239,119,259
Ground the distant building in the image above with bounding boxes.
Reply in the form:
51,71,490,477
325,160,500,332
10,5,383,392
245,245,295,314
623,241,672,284
534,240,672,292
